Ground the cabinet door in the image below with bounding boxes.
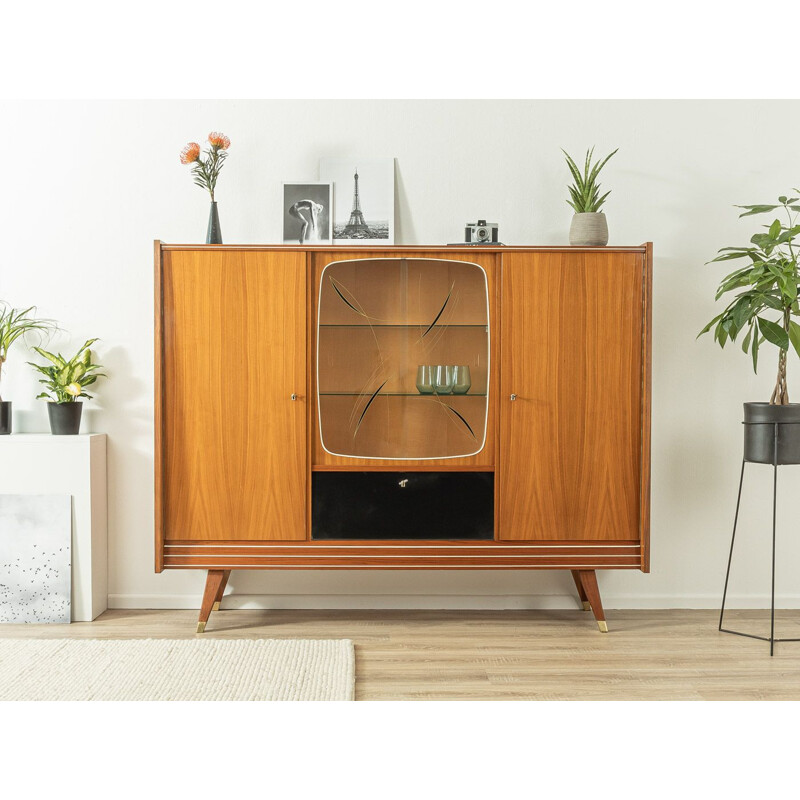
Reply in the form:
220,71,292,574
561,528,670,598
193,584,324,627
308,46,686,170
161,250,307,541
498,251,644,541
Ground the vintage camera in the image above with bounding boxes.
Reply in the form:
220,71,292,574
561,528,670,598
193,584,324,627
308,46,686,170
464,220,499,244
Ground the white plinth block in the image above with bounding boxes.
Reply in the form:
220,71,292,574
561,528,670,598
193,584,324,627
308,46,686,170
0,434,107,621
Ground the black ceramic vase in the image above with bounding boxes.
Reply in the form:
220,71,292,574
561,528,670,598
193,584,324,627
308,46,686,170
743,402,800,465
206,201,222,244
48,401,82,435
0,400,10,435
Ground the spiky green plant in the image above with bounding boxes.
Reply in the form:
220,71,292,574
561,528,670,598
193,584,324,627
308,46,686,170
562,146,619,213
0,303,56,402
28,339,106,404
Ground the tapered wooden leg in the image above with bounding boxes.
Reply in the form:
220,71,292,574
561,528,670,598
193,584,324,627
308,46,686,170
577,570,608,632
571,570,591,611
212,570,231,612
197,570,227,633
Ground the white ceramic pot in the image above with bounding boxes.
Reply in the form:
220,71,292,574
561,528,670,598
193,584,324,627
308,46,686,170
569,212,609,246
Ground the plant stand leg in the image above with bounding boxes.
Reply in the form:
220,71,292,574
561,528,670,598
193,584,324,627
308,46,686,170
212,570,231,612
578,570,608,632
571,570,591,610
197,570,227,633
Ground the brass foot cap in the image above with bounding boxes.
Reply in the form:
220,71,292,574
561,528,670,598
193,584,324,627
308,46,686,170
597,621,609,633
196,621,207,633
212,601,220,612
582,601,591,611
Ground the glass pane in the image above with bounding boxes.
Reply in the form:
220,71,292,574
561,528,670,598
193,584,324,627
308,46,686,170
317,258,489,459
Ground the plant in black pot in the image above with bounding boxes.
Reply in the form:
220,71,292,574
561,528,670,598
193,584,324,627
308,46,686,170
700,193,800,464
28,339,105,435
0,302,55,435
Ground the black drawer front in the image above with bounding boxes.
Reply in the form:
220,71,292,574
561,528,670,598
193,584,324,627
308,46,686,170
312,471,494,540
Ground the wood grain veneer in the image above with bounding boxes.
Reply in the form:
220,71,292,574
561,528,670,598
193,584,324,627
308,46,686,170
498,250,645,541
158,249,307,546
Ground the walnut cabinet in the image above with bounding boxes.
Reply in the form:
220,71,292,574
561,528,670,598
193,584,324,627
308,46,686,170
154,243,653,632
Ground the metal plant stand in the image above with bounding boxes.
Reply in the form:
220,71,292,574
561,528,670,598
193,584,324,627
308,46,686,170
719,421,800,656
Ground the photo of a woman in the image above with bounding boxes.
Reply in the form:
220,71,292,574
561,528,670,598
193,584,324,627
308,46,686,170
283,183,332,244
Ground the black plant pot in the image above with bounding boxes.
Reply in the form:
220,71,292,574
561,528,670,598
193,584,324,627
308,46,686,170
0,401,10,435
47,401,82,435
743,402,800,465
206,201,222,244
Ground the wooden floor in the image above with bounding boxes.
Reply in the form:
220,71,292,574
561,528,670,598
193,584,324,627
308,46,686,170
2,608,800,700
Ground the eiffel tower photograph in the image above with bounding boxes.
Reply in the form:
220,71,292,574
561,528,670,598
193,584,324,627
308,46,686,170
320,157,395,244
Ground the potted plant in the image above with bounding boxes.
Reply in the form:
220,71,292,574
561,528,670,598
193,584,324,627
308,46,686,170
562,146,618,246
0,302,55,435
180,131,231,244
27,339,105,435
699,193,800,463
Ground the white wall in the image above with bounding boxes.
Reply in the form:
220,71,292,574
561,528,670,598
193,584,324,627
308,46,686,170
2,99,799,610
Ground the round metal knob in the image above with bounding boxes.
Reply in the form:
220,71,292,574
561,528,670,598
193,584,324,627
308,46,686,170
291,393,298,401
510,393,517,401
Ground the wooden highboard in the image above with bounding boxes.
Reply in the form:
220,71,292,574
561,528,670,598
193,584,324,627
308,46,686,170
154,242,653,632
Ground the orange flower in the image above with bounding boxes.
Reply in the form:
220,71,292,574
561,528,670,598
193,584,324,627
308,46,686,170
180,142,201,164
208,132,230,150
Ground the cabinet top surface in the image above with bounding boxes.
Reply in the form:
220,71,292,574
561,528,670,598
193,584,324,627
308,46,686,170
0,434,107,442
158,242,650,253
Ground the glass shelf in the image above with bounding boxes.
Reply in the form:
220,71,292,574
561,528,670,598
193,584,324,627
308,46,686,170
319,392,488,397
319,324,488,329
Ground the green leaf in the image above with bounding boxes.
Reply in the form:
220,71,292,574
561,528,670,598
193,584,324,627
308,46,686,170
752,331,760,372
742,325,753,353
737,204,780,217
698,313,723,337
790,321,800,359
758,317,790,349
710,251,752,262
732,297,752,329
769,219,782,239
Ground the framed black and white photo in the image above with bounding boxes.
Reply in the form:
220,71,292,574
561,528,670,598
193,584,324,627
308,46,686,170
282,182,333,244
319,158,395,245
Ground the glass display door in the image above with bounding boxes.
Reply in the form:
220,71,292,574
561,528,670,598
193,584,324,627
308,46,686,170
317,258,490,460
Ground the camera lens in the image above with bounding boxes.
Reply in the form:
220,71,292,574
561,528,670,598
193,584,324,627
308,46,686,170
476,227,489,240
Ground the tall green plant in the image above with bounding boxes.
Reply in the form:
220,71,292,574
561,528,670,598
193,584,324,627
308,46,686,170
699,193,800,405
0,303,55,402
562,146,618,213
27,339,105,404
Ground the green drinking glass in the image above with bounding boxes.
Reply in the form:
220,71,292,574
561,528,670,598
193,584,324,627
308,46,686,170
452,365,471,394
434,365,455,394
416,365,435,394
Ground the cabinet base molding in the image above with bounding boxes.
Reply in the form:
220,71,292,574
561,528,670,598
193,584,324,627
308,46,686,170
164,541,643,571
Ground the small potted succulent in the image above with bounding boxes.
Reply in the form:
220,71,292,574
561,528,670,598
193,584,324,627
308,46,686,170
562,146,618,246
700,193,800,463
0,302,55,435
28,339,106,435
180,131,231,244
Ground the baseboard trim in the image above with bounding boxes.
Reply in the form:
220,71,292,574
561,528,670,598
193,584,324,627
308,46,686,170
107,593,800,611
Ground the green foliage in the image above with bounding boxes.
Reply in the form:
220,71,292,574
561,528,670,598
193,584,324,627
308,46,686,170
0,302,56,401
191,144,229,202
699,193,800,403
562,146,618,213
27,339,106,404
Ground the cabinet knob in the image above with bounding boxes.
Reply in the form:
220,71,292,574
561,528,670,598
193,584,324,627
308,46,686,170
291,393,298,401
510,393,517,401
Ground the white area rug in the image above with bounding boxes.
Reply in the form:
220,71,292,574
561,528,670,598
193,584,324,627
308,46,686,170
0,639,355,701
